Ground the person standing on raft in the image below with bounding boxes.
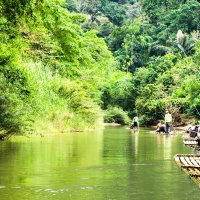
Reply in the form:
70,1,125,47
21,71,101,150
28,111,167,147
165,110,172,134
130,116,139,129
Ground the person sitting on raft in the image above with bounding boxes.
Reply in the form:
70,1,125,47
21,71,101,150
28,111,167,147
156,121,166,133
187,125,195,133
195,125,200,132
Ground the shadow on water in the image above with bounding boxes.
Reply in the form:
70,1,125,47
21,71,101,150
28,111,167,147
0,127,199,200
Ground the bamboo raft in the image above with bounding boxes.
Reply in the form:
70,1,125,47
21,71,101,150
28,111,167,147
183,140,198,145
175,154,200,187
183,137,200,150
185,144,200,151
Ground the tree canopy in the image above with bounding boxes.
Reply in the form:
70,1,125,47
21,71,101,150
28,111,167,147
0,0,200,134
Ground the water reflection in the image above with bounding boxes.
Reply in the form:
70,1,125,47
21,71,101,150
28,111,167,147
130,129,139,158
0,127,199,200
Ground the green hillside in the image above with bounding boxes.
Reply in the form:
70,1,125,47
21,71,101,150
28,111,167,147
0,0,200,135
67,0,200,125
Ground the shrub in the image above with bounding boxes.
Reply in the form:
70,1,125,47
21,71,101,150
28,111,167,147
104,107,130,125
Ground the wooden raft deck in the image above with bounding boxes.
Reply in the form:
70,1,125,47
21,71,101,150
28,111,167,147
175,154,200,187
184,140,198,145
187,145,200,151
183,138,200,150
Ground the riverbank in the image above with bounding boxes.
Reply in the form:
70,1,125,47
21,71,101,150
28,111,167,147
0,123,188,141
103,123,122,126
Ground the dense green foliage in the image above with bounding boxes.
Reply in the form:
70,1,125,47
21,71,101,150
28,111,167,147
0,0,200,134
67,0,200,125
0,0,130,134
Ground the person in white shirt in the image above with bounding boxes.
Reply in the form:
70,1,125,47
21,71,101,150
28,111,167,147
130,116,139,129
165,110,172,133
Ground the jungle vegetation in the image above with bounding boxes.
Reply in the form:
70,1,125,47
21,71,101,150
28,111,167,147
0,0,200,135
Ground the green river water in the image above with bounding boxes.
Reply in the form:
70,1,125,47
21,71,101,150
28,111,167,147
0,127,199,200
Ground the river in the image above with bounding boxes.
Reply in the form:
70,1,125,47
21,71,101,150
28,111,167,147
0,127,199,199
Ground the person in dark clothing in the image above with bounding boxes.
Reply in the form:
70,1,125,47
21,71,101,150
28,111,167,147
156,121,166,133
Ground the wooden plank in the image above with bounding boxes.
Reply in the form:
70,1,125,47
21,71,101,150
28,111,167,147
174,156,181,165
176,154,200,157
182,166,199,177
194,157,200,166
180,156,190,166
190,157,200,167
182,157,200,172
182,166,200,169
185,157,195,166
175,154,200,187
184,138,197,141
189,173,200,177
189,167,200,175
184,141,198,145
193,146,200,150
